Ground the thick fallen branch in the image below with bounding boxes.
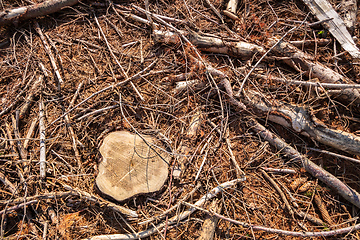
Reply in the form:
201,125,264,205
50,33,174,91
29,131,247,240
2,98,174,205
86,179,244,240
153,29,265,60
248,118,360,208
0,0,79,26
266,37,360,105
243,90,360,155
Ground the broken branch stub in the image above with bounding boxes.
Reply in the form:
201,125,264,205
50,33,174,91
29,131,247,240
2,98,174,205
96,131,170,202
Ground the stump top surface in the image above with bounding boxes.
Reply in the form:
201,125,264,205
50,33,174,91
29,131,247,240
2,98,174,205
96,131,170,201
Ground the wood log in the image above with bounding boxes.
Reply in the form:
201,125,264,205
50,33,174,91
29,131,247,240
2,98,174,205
0,0,79,26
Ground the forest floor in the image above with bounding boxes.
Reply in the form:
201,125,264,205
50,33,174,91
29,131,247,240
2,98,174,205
1,0,360,239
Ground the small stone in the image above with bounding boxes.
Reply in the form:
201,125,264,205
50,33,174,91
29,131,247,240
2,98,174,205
96,131,170,201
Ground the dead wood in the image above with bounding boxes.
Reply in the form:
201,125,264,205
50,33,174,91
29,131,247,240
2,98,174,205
339,0,357,32
249,118,360,208
302,0,360,58
0,0,79,26
197,200,221,240
153,29,265,59
2,0,360,238
87,179,243,240
266,37,360,105
244,90,360,155
39,98,46,179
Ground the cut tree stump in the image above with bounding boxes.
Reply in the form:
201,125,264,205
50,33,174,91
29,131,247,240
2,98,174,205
96,131,170,201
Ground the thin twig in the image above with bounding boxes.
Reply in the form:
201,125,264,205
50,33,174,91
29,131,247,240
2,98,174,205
39,98,46,179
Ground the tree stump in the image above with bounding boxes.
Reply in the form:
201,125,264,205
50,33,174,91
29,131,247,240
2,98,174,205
96,131,170,201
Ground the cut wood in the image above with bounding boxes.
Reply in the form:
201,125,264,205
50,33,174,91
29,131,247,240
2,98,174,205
243,90,360,155
266,37,360,105
301,0,360,58
153,29,265,60
96,131,170,202
0,0,79,26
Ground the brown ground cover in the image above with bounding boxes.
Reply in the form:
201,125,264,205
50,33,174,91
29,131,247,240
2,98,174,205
1,0,360,239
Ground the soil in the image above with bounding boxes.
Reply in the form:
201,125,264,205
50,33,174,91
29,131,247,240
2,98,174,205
1,0,360,239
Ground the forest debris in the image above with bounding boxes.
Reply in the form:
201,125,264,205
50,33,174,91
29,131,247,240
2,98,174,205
249,118,360,208
0,0,79,26
35,22,64,86
267,37,360,105
0,200,38,216
39,99,46,179
0,171,17,195
289,178,308,191
313,194,334,225
87,179,243,240
297,181,313,192
339,0,357,32
244,90,360,155
138,183,201,225
261,169,294,217
197,200,222,240
261,167,297,174
302,0,360,58
153,29,265,59
96,131,170,201
181,201,360,237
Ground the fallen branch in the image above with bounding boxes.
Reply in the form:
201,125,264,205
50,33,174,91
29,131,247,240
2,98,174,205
39,98,46,179
0,0,79,26
86,179,244,240
0,200,38,216
253,73,360,89
182,201,360,237
266,37,360,105
35,22,64,85
248,118,360,208
154,29,265,60
62,184,138,218
0,172,17,195
243,90,360,155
